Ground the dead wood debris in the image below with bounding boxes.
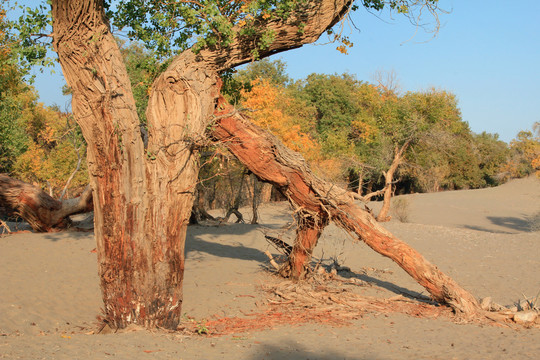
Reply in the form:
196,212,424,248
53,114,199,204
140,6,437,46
180,275,454,337
264,235,292,255
180,274,539,336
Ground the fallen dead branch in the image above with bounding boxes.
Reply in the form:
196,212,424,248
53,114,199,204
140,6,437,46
0,174,93,232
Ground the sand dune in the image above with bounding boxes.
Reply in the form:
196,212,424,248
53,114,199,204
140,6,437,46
1,177,539,359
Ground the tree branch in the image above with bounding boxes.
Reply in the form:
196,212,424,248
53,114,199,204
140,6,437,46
199,0,354,71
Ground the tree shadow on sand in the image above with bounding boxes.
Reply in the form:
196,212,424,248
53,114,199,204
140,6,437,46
186,224,429,302
248,341,373,360
325,266,432,303
186,227,269,262
463,215,533,234
34,219,430,302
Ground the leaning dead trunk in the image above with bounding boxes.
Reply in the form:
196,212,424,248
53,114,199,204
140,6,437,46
212,100,481,315
0,174,92,232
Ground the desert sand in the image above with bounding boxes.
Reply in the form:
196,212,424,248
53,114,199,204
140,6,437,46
1,176,539,359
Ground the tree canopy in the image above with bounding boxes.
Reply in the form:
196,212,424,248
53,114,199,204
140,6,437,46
10,1,443,70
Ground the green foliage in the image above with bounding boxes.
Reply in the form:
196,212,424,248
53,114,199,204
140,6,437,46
12,106,88,196
1,4,29,172
473,132,509,186
118,39,169,124
0,4,87,194
499,127,540,180
279,69,512,193
7,0,516,199
7,1,55,73
9,0,443,69
236,58,290,86
298,73,363,135
0,95,28,173
222,58,290,104
111,0,312,58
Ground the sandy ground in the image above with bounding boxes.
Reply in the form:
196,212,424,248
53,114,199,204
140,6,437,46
1,176,539,359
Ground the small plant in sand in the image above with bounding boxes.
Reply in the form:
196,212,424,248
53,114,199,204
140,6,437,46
195,322,209,335
391,197,411,223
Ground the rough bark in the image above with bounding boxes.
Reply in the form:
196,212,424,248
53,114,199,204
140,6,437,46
51,0,216,329
212,101,481,316
376,140,411,222
0,174,92,232
288,212,328,279
199,0,354,72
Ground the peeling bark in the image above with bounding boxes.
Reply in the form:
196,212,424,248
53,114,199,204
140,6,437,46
0,174,93,232
212,100,481,316
51,0,209,329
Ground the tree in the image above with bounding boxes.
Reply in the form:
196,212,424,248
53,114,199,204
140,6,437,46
240,78,320,160
0,6,29,173
399,89,486,192
8,0,484,330
500,126,540,180
292,73,366,186
357,83,416,221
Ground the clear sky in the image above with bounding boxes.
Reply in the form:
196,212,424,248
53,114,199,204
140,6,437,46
26,0,540,143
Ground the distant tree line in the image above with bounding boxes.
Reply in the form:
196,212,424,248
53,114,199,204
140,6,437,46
230,59,540,197
1,29,539,210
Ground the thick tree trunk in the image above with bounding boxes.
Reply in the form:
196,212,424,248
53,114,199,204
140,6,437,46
51,0,220,329
0,174,93,232
376,141,411,222
212,102,481,315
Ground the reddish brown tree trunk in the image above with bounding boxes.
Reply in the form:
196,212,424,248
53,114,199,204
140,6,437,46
212,102,481,315
289,213,328,279
51,0,218,329
0,174,93,232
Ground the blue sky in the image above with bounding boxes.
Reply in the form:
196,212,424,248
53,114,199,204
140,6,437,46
27,1,540,143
